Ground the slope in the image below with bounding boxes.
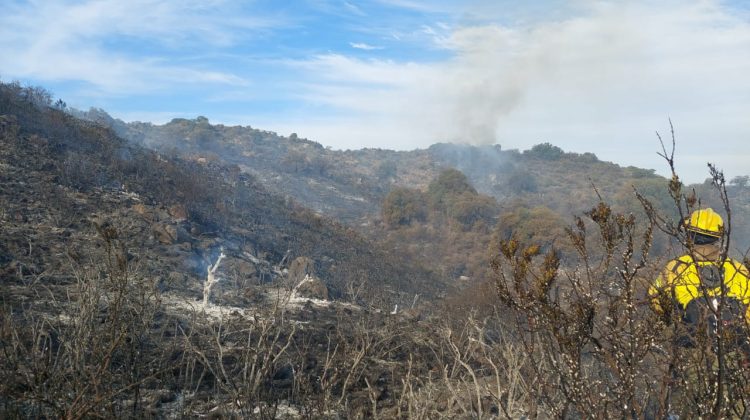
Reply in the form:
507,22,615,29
0,82,442,307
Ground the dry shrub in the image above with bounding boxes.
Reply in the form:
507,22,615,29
0,223,164,418
490,129,750,418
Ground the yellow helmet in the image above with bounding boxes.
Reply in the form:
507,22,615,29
685,208,724,238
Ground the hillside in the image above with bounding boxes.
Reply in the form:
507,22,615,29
0,83,444,309
75,110,667,223
0,83,529,418
79,110,688,220
73,110,750,288
5,83,750,418
70,109,425,225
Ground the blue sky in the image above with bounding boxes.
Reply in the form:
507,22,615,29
1,0,749,183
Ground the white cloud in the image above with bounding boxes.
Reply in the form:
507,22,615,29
274,1,750,183
343,1,366,16
0,0,270,93
373,0,457,13
350,42,384,50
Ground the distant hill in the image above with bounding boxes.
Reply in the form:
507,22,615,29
75,109,689,221
70,108,425,225
70,106,750,295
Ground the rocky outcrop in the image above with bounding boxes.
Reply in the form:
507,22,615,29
168,204,188,221
288,256,315,283
151,223,191,245
289,257,329,300
295,274,329,300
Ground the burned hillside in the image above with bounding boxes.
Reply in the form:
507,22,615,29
5,81,750,418
0,82,446,311
0,82,534,418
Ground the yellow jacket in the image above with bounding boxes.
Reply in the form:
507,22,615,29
649,255,750,324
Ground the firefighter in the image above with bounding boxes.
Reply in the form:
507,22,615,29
649,208,750,341
648,208,750,417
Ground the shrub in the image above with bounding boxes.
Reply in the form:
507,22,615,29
447,192,498,228
490,136,750,418
382,187,427,227
427,168,476,209
524,142,564,160
507,168,538,193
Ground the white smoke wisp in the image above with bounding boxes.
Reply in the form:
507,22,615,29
437,25,528,145
285,1,750,183
422,0,750,176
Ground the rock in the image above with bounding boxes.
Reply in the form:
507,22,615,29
131,203,150,218
154,207,171,221
234,260,256,278
152,224,175,244
197,238,217,250
172,224,192,244
168,204,187,221
288,256,315,283
295,274,329,300
188,223,202,236
164,225,178,240
288,257,329,299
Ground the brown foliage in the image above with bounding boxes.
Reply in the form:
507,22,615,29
489,128,750,418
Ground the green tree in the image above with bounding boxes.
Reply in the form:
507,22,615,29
525,142,564,160
447,192,499,228
493,205,568,252
381,187,427,227
427,168,476,209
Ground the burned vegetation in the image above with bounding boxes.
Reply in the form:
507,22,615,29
3,81,750,419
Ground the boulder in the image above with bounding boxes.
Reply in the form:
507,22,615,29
168,204,188,221
289,257,329,300
131,203,154,220
295,274,329,300
132,203,147,215
172,224,192,244
234,260,257,278
288,256,315,283
152,224,175,244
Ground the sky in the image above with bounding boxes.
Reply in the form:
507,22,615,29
1,0,749,184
